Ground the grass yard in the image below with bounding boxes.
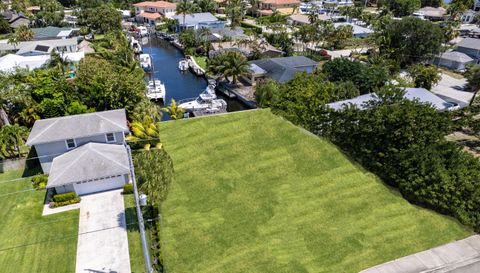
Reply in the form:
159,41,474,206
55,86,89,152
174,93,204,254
192,55,207,71
157,109,472,273
0,170,79,273
124,194,147,273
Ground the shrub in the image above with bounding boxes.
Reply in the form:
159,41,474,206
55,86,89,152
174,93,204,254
31,174,48,190
123,183,134,194
52,192,78,202
49,197,81,208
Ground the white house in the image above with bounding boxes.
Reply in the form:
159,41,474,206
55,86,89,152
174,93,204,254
461,10,477,24
26,109,131,196
133,1,177,22
0,52,85,72
0,38,78,56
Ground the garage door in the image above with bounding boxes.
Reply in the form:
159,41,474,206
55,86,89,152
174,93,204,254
73,175,126,196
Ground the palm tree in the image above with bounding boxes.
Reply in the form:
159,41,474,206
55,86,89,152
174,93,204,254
248,0,259,16
161,99,185,120
176,0,199,30
126,116,162,150
222,51,249,84
226,0,246,27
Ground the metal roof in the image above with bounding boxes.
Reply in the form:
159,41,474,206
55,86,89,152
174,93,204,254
438,51,474,63
47,143,130,188
173,12,218,25
26,109,129,146
326,88,454,111
457,38,480,50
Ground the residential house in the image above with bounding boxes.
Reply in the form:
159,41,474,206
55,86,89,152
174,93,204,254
413,6,447,21
209,40,283,58
173,12,225,31
1,11,29,29
334,22,373,38
433,51,474,71
475,0,480,11
31,26,76,40
0,52,84,72
287,14,330,25
461,10,477,24
204,27,248,42
133,1,177,22
26,6,41,14
326,88,457,111
322,0,354,7
26,109,131,195
257,0,300,16
244,56,317,85
456,38,480,62
0,38,78,56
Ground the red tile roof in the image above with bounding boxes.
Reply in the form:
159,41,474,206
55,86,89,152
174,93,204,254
139,12,162,19
133,1,176,8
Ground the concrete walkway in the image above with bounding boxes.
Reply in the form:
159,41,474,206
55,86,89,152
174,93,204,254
75,189,131,273
360,235,480,273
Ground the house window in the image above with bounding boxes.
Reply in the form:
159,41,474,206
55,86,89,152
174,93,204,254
66,138,76,149
106,133,116,143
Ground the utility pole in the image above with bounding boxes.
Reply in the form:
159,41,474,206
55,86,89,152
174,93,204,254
126,144,153,273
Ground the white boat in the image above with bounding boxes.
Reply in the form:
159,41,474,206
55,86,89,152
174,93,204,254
178,59,189,71
130,38,142,54
139,54,152,71
179,85,227,114
146,79,165,101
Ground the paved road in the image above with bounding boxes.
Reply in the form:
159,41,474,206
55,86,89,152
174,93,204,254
75,189,131,273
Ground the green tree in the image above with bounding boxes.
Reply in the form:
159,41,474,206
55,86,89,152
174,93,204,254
197,0,217,13
176,0,200,29
0,17,11,34
133,149,174,205
208,51,250,84
465,64,480,92
408,64,440,90
379,0,421,17
33,0,65,27
378,17,444,66
79,3,122,34
421,0,442,7
0,124,29,159
161,99,185,120
10,25,34,43
226,0,246,27
255,80,280,107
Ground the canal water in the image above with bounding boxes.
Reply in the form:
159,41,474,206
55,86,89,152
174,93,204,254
141,37,248,120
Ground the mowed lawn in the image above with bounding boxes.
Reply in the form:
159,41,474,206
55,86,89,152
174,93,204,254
0,170,79,273
157,109,472,273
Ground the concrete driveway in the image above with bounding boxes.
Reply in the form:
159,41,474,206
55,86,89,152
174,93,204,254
75,189,131,273
432,73,474,107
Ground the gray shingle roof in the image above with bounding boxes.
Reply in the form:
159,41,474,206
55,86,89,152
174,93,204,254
439,51,474,63
457,38,480,50
249,56,318,83
31,27,73,40
47,143,130,188
173,12,218,25
326,88,453,111
26,109,129,146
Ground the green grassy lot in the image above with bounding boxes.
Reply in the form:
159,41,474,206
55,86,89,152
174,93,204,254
0,170,79,273
124,194,146,273
192,56,207,71
158,109,472,273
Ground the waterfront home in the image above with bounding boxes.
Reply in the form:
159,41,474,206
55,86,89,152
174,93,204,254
245,56,317,85
0,38,78,56
204,27,248,42
257,0,300,16
326,88,457,111
26,109,131,195
456,38,480,62
433,51,474,71
0,52,84,72
287,14,330,25
1,11,29,29
209,41,283,58
334,22,373,38
31,26,77,40
173,12,225,31
413,6,447,21
133,1,177,21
